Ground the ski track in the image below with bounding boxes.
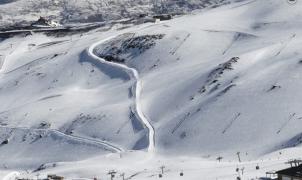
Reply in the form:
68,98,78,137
0,125,123,153
88,37,155,153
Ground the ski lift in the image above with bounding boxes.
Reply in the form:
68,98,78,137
256,164,260,170
180,172,184,176
159,174,162,178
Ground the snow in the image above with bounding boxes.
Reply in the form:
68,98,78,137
0,25,152,170
2,171,20,180
2,148,302,180
0,0,302,179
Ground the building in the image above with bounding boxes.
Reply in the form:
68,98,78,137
276,164,302,180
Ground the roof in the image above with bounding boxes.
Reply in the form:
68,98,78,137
276,165,302,178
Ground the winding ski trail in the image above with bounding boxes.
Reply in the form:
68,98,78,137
88,37,155,153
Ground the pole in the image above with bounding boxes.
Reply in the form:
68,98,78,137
160,166,165,174
237,152,241,162
108,170,117,180
120,173,125,180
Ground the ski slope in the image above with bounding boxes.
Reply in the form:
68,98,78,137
2,171,20,180
1,0,302,179
0,24,153,170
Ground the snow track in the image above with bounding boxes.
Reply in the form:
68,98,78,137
88,37,155,153
55,129,124,153
0,126,123,153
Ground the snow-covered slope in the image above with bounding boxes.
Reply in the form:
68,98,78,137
91,0,302,159
0,26,152,169
1,0,302,179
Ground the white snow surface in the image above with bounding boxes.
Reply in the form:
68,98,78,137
1,0,302,179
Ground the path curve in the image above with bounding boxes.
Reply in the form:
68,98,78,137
87,36,155,153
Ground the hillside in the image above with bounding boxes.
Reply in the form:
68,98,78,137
1,0,302,179
93,0,302,158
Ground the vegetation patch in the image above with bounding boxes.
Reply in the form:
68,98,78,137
95,34,165,63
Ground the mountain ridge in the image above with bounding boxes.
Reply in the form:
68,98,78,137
0,0,235,27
